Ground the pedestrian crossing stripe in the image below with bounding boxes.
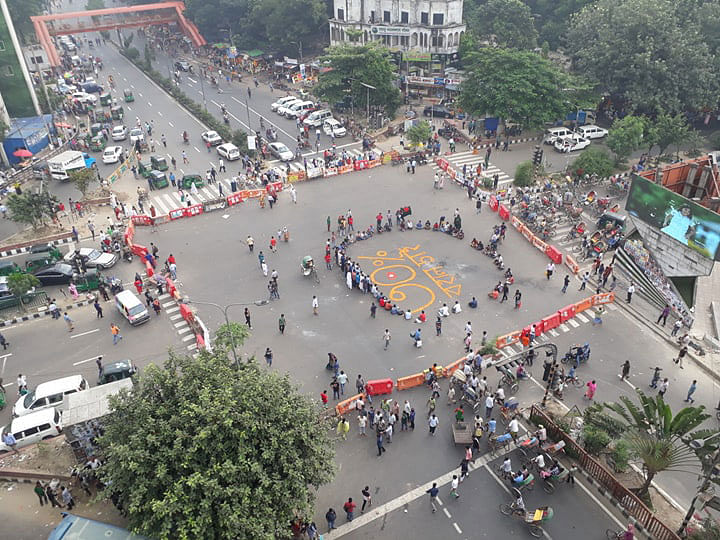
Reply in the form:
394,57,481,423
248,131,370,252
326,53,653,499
584,309,595,319
606,303,618,311
559,324,570,332
549,329,559,337
575,313,589,323
538,334,549,342
568,319,580,328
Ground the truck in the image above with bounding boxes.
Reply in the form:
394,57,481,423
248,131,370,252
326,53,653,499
46,150,97,181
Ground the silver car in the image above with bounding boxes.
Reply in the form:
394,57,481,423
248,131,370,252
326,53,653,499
63,247,118,269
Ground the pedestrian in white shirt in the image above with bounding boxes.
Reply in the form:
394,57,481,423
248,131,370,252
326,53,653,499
509,417,519,441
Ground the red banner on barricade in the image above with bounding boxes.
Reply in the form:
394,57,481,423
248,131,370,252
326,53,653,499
184,204,204,217
436,158,449,171
269,181,283,192
367,159,382,169
489,195,499,212
324,167,338,177
565,254,579,274
498,204,510,220
131,244,148,257
245,189,264,198
288,170,307,183
227,193,244,206
532,236,547,251
354,160,369,170
545,245,563,264
338,164,354,174
521,225,533,242
447,168,457,180
510,215,522,229
168,208,184,220
592,292,615,305
131,215,152,226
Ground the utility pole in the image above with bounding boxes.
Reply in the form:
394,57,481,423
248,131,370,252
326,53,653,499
678,433,720,536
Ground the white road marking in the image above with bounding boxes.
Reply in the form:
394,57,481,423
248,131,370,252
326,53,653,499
70,328,100,339
165,306,180,313
568,319,580,328
148,102,152,107
170,314,183,321
182,334,195,342
177,326,191,334
453,523,462,534
559,323,570,332
443,508,451,518
576,313,589,323
73,355,102,366
194,146,201,153
157,111,163,117
188,77,197,84
549,329,559,337
174,321,187,328
187,343,198,350
168,121,174,127
161,302,176,308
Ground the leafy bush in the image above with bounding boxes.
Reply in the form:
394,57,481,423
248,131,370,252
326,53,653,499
572,147,614,178
514,161,534,187
709,131,720,150
125,47,140,61
582,425,611,456
609,440,630,472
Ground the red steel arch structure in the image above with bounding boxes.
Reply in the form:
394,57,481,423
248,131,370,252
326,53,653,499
31,1,206,67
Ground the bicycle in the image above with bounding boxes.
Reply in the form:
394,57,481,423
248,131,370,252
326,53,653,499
310,266,320,284
606,529,625,540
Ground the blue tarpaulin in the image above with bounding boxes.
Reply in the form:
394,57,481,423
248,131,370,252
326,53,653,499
3,114,56,165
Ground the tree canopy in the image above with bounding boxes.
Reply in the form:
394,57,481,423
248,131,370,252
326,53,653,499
405,121,432,148
466,0,538,50
7,0,46,44
6,191,58,230
459,48,588,128
98,351,334,539
567,0,720,114
314,44,402,119
606,115,646,164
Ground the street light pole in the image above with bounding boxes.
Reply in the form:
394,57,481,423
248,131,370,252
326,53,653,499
678,433,720,536
359,82,376,128
184,299,266,368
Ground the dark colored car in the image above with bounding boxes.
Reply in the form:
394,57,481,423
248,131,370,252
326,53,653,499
174,61,191,72
423,105,454,118
32,263,76,285
98,359,137,385
80,82,104,94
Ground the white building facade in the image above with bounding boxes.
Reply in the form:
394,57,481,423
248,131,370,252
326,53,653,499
329,0,466,55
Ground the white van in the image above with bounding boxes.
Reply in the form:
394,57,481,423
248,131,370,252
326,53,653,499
576,124,608,140
12,375,88,417
0,408,63,454
271,95,300,112
544,127,573,145
115,290,150,326
285,101,315,119
303,109,333,128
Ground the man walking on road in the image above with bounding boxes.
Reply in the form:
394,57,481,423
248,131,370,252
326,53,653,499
685,380,697,403
450,475,460,499
579,271,590,291
244,307,251,328
562,275,570,293
312,295,319,315
93,299,103,318
657,305,670,326
428,413,439,435
626,282,636,303
111,323,122,345
63,312,74,332
383,329,391,349
278,314,285,334
427,483,439,512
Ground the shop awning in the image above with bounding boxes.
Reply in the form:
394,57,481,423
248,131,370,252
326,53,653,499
246,49,264,58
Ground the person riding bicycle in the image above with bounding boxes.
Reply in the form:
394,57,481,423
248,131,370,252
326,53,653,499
220,103,226,114
623,523,634,540
516,364,529,380
513,492,525,515
182,131,189,143
501,457,512,479
531,453,546,471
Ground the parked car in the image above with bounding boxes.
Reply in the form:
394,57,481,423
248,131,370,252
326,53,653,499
284,101,315,119
129,128,144,144
98,359,137,385
217,143,240,161
71,91,97,104
554,134,591,153
102,146,123,164
268,142,294,161
543,126,574,145
576,124,608,140
201,130,223,146
272,96,300,112
323,118,347,138
174,60,191,72
63,247,117,269
111,125,128,141
33,263,79,285
423,105,454,118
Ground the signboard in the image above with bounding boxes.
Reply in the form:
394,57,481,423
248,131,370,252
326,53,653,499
406,76,461,87
403,51,431,62
371,25,411,36
626,174,720,260
247,135,256,150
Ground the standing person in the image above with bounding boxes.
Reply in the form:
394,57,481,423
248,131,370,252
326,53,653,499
436,317,442,336
620,360,630,380
579,271,590,291
427,483,439,513
60,486,75,510
337,370,348,395
63,312,74,332
585,380,597,400
325,508,337,531
361,486,372,513
657,305,671,326
658,378,669,398
685,380,698,403
485,393,494,417
2,430,18,453
96,357,103,379
671,319,683,337
34,481,48,506
449,475,460,499
312,295,319,315
269,236,277,253
428,413,439,435
244,307,252,328
514,289,522,309
264,348,273,367
376,431,386,456
0,332,8,350
278,314,286,334
383,329,391,350
674,345,688,368
246,235,254,252
110,323,122,344
46,484,61,508
562,274,570,293
626,282,636,303
546,262,555,280
460,458,470,482
370,302,377,318
327,216,331,232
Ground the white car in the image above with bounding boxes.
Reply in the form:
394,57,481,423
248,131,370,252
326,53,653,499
217,143,240,161
277,98,305,117
268,142,294,162
71,91,97,104
55,83,76,95
111,125,128,141
272,96,300,112
102,145,123,164
201,130,222,146
323,118,346,138
129,128,144,144
576,124,608,140
63,247,118,269
554,134,591,153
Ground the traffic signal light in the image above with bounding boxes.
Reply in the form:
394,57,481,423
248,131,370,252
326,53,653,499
532,146,543,166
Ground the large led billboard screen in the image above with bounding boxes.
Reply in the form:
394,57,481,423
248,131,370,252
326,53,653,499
625,175,720,261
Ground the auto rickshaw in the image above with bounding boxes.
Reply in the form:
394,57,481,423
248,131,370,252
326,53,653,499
124,89,134,102
0,260,21,276
90,134,106,151
597,212,626,234
100,109,112,123
100,92,111,106
138,158,154,178
73,268,101,292
24,253,58,273
90,122,103,137
301,255,319,282
179,174,205,190
151,155,168,171
149,170,169,189
111,105,124,121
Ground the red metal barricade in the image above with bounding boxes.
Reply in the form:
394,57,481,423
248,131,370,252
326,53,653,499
131,215,152,226
435,158,449,171
531,320,545,336
365,378,394,396
227,193,244,206
168,208,184,220
498,204,510,220
131,244,148,257
542,312,561,332
184,204,204,217
489,195,499,212
558,304,576,323
545,245,563,264
354,160,369,170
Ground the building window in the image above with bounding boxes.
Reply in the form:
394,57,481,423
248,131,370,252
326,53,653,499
432,13,444,25
383,10,390,23
35,56,43,64
370,10,375,23
401,11,409,23
337,8,344,20
4,65,14,76
420,12,429,24
0,41,5,51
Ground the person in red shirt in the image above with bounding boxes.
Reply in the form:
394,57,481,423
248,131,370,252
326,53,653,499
134,279,143,294
325,252,332,269
416,310,427,323
343,498,356,521
348,215,354,232
166,254,176,265
270,236,277,253
320,390,328,407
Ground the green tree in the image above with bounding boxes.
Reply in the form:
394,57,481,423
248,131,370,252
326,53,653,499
572,147,614,177
7,272,41,311
649,113,692,157
470,0,538,50
601,389,712,499
68,168,96,198
213,321,250,355
98,351,334,539
606,115,646,165
6,0,46,44
405,121,432,148
459,48,587,128
567,0,719,113
514,161,534,187
6,191,59,230
315,43,402,119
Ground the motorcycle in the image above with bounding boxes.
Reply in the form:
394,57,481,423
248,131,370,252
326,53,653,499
561,343,591,365
223,113,229,124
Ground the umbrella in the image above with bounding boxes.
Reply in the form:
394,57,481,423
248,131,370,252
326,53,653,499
13,148,32,158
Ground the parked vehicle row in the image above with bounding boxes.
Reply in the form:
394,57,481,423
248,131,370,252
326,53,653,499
544,124,608,152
